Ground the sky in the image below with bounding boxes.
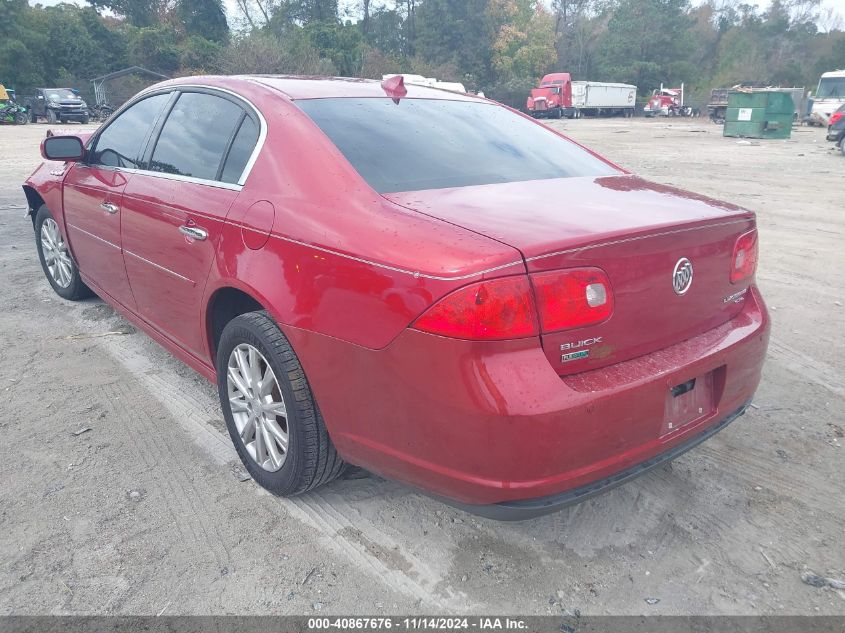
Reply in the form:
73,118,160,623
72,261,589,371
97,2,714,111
29,0,845,31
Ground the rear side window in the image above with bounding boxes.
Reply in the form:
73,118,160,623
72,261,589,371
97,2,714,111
90,93,170,168
220,116,259,184
149,92,244,181
297,98,617,193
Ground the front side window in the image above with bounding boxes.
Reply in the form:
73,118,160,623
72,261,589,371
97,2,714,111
297,98,618,193
90,93,170,169
149,92,244,181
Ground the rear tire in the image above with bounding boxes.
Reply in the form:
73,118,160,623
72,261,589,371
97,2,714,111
839,136,845,156
34,205,92,301
217,311,345,496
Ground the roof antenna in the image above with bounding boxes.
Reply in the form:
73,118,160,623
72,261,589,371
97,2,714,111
381,75,407,104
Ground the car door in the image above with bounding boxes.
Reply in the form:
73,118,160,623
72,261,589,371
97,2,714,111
120,89,261,357
63,92,172,310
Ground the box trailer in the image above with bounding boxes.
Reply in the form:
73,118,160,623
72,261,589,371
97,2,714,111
571,81,637,118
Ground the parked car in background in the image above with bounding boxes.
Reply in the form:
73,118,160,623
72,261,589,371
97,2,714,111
26,88,89,124
826,103,845,155
23,75,769,519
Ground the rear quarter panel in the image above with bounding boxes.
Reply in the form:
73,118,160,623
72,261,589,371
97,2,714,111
199,80,524,359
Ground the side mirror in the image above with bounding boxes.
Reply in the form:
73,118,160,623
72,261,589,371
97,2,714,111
42,135,86,162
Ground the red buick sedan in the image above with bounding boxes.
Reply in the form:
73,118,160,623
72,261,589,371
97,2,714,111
23,75,769,519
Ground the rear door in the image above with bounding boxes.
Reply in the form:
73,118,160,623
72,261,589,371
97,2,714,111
63,92,171,309
120,89,261,357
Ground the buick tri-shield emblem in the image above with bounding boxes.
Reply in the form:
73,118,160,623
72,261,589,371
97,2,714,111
672,258,693,295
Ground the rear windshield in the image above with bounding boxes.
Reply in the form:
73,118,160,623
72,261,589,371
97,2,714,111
296,98,617,193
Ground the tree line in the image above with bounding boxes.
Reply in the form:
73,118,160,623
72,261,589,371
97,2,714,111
1,0,843,108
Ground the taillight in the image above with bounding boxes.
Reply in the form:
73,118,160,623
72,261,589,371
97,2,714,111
730,229,758,283
531,267,614,332
413,276,539,340
413,268,615,341
829,111,843,126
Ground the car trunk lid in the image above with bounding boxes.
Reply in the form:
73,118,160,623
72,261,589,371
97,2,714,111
384,175,756,375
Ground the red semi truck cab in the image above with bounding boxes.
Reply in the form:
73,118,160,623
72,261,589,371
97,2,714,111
526,73,573,119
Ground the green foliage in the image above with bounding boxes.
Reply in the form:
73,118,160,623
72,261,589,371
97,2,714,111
1,0,843,111
304,21,364,76
594,0,694,89
178,0,230,43
180,35,223,72
218,31,336,75
130,26,183,74
87,0,175,28
415,0,495,87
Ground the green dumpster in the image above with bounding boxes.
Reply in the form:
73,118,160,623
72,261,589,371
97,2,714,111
723,90,794,139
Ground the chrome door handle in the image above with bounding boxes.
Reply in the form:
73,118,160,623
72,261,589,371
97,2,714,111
100,202,118,214
179,225,208,241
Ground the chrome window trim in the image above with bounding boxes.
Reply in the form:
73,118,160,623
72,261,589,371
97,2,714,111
87,83,267,191
86,165,243,192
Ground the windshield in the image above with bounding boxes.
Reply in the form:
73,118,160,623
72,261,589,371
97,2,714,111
44,89,78,102
817,77,845,99
296,98,617,193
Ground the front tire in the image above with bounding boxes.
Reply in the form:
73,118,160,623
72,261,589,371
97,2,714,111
34,205,92,300
46,109,57,124
217,311,345,496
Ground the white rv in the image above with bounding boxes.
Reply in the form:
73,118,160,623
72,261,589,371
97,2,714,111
810,70,845,126
382,74,467,94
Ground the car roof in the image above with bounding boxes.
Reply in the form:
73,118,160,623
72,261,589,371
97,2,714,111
167,75,481,102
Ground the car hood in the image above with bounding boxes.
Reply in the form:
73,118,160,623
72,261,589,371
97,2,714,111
383,174,750,260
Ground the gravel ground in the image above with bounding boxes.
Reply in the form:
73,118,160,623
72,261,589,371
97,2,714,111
0,117,843,616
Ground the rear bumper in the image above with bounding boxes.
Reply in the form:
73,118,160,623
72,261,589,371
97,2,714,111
827,129,843,142
292,285,770,509
449,401,749,520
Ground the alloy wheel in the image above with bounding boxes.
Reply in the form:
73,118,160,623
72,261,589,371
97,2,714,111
226,343,289,472
40,218,73,288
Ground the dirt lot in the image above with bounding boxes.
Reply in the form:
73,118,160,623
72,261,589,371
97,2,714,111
0,117,843,616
